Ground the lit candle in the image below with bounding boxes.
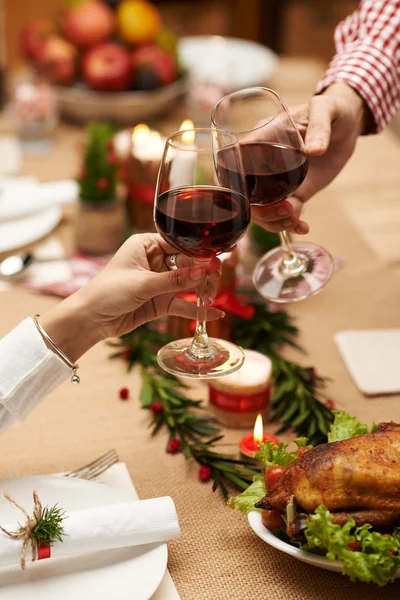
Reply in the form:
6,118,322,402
123,124,166,232
169,119,196,189
131,124,165,162
239,414,279,461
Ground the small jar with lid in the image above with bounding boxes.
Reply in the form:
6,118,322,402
208,349,272,428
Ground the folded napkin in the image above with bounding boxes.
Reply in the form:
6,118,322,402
25,253,110,297
0,178,77,222
335,329,400,395
0,496,180,569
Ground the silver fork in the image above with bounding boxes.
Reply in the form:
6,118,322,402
65,449,119,480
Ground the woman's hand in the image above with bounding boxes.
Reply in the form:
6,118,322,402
252,82,367,234
40,233,223,361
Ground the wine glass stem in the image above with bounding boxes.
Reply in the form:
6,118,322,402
278,230,308,277
188,274,215,360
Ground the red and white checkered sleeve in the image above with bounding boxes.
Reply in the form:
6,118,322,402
315,0,400,133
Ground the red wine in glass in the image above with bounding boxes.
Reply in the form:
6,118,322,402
217,141,308,206
155,185,250,260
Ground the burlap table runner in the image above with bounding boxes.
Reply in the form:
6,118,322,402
2,58,400,599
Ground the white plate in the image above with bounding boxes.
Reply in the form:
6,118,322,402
0,475,167,600
0,207,62,254
178,36,277,90
249,510,400,578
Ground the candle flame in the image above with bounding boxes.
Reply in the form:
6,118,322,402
132,124,150,145
148,130,162,150
180,119,195,144
253,413,264,445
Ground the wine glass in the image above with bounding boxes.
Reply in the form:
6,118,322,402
154,128,250,378
212,87,334,303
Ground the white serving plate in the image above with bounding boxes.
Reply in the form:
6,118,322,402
178,36,277,90
0,475,167,600
0,207,62,254
248,510,400,577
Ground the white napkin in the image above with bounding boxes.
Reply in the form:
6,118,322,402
0,496,180,569
96,463,180,600
335,329,400,395
0,179,77,222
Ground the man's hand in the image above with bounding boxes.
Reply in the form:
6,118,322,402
252,82,367,234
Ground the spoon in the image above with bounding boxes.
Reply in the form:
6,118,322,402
0,253,33,278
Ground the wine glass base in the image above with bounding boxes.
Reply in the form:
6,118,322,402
253,241,334,303
157,338,245,379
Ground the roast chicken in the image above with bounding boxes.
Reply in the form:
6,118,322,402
255,422,400,530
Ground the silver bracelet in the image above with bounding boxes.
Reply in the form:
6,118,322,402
33,315,80,385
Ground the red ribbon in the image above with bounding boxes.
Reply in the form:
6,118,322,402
176,286,255,322
128,182,156,205
209,385,270,413
37,544,51,560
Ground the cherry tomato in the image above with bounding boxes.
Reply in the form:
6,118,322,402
264,465,287,488
297,447,309,458
262,510,285,530
347,541,361,551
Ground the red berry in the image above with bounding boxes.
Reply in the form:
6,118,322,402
119,387,129,400
97,177,109,191
107,152,118,165
198,465,211,482
121,350,130,359
325,399,336,410
167,438,181,454
106,140,114,151
151,401,164,415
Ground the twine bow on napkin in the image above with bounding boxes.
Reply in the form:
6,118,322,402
0,490,43,569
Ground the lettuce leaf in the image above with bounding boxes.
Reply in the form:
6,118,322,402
327,411,377,443
304,506,400,586
229,438,312,514
227,477,266,514
253,438,311,470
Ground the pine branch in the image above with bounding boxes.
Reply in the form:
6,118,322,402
233,305,333,445
29,505,66,548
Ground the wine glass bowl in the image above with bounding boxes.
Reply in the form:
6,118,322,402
212,87,334,303
154,128,250,378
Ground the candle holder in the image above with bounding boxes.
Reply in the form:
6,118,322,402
167,250,238,341
7,70,58,154
208,349,272,428
239,414,279,463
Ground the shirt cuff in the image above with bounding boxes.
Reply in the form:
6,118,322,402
315,42,400,134
0,318,70,422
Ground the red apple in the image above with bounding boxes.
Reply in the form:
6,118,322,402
20,18,56,61
37,35,77,85
82,43,132,91
61,0,115,48
132,45,177,90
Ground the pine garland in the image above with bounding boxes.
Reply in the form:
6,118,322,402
109,302,334,496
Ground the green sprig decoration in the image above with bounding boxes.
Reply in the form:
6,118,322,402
78,123,118,205
233,304,334,445
109,301,334,496
109,327,259,498
29,504,66,549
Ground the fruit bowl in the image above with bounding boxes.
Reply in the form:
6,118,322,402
55,76,187,123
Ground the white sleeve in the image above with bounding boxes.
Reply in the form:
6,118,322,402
0,318,70,434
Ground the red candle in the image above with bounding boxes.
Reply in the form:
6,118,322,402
239,414,279,459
